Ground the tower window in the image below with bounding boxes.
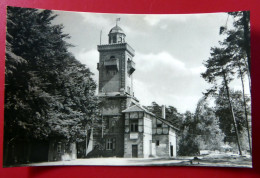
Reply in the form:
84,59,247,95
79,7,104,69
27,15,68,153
113,36,116,43
118,37,122,43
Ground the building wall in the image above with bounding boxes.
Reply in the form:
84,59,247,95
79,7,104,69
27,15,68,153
125,52,134,95
91,113,125,157
153,134,170,157
90,97,135,158
143,117,152,158
124,111,146,158
124,133,144,158
98,50,124,93
102,72,120,93
169,128,177,157
98,45,134,95
101,97,121,115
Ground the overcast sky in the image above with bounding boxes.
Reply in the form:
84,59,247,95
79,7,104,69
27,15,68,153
52,11,248,113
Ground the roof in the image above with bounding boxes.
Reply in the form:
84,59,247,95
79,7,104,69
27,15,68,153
109,25,125,34
156,117,180,131
122,104,155,116
122,103,179,131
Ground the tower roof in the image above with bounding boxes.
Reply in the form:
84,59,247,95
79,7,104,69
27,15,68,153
109,25,125,34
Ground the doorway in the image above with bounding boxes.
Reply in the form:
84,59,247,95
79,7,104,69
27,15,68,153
132,145,138,158
170,145,173,157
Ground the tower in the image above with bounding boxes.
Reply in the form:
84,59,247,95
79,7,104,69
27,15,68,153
89,20,178,159
97,24,135,95
93,21,137,157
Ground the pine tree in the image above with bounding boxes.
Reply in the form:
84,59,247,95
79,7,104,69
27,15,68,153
201,46,242,155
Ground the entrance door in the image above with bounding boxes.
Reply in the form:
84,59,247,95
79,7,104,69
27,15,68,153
170,145,173,157
132,145,138,158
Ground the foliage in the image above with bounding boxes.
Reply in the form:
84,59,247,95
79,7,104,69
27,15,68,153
194,98,224,150
215,87,251,144
201,12,252,155
178,99,224,156
4,7,99,145
146,101,183,128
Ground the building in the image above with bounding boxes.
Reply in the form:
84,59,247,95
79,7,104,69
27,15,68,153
88,22,178,158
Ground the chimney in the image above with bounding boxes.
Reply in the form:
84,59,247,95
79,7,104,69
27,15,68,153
162,105,166,119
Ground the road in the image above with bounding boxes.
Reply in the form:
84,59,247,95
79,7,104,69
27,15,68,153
23,155,252,168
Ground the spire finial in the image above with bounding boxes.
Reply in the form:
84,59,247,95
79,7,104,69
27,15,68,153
116,18,120,26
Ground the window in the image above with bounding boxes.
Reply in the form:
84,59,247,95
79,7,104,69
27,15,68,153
106,138,116,150
57,142,62,153
157,123,162,128
156,140,160,146
130,119,138,132
113,36,116,43
118,37,122,43
106,118,110,128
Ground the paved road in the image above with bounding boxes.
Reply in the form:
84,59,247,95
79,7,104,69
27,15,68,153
24,157,252,168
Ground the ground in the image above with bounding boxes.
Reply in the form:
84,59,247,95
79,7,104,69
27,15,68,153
22,152,252,168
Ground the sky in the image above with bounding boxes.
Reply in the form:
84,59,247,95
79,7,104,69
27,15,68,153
52,10,248,113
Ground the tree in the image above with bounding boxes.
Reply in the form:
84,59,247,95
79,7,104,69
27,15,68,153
146,102,183,128
178,111,201,156
194,98,224,150
201,46,243,155
178,98,225,156
146,102,162,117
4,7,99,164
226,12,251,75
166,106,183,128
219,12,252,154
215,87,251,151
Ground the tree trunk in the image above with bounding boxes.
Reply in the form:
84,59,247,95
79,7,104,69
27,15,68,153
238,64,252,155
242,57,251,95
223,71,242,155
242,11,251,75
